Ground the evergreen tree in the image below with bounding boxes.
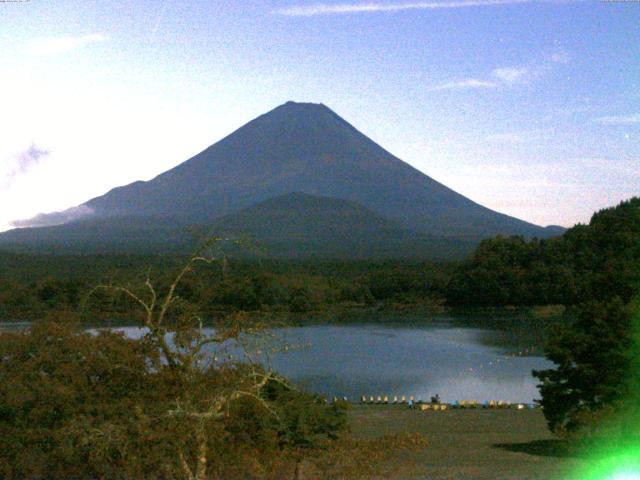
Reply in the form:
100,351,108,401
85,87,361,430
533,299,634,434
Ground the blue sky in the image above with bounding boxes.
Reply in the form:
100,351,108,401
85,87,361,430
0,0,638,231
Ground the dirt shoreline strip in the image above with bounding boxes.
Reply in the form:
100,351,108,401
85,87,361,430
348,405,586,479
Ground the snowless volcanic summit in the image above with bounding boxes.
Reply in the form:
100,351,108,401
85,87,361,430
0,101,560,256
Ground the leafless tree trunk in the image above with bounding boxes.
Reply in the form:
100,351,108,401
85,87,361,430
89,240,284,480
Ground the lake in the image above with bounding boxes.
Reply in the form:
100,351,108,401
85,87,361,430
255,317,553,404
0,312,555,404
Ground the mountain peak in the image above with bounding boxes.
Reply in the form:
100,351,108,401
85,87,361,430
282,100,327,109
268,100,335,120
5,102,557,245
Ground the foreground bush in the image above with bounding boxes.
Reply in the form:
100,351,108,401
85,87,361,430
0,320,352,479
0,320,430,479
0,246,432,479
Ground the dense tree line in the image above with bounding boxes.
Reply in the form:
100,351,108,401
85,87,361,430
445,235,577,306
446,198,640,307
527,198,639,439
1,199,637,320
0,256,453,320
446,197,640,439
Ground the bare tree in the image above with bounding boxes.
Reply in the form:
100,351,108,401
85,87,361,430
87,239,284,479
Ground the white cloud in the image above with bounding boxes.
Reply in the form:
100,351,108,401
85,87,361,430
1,144,49,190
428,78,497,91
10,205,95,229
25,34,107,56
595,113,640,125
491,67,528,84
430,66,527,91
432,53,563,95
275,0,533,16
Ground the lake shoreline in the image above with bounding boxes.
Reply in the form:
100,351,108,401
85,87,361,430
2,313,554,404
0,302,567,326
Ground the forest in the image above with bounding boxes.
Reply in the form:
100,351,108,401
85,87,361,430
1,198,637,320
0,254,453,321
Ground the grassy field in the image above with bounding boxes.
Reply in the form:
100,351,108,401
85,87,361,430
347,405,586,479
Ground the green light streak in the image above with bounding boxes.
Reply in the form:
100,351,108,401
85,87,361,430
609,472,640,480
570,301,640,480
578,449,640,480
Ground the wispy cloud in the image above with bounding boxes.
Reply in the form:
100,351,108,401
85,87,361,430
275,0,533,16
429,78,497,91
25,33,106,56
1,144,49,189
430,65,527,91
491,67,528,84
595,113,640,125
432,51,565,93
10,205,95,229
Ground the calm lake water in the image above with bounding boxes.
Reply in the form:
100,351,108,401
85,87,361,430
1,313,555,404
257,319,553,404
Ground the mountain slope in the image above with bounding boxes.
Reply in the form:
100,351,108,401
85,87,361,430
208,192,477,259
0,216,195,254
1,101,562,256
0,193,476,259
65,101,550,238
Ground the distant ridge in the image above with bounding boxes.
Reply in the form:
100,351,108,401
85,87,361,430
0,101,563,257
0,193,477,259
208,192,477,259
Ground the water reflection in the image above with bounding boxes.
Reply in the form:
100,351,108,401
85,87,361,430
0,318,553,403
265,324,551,403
